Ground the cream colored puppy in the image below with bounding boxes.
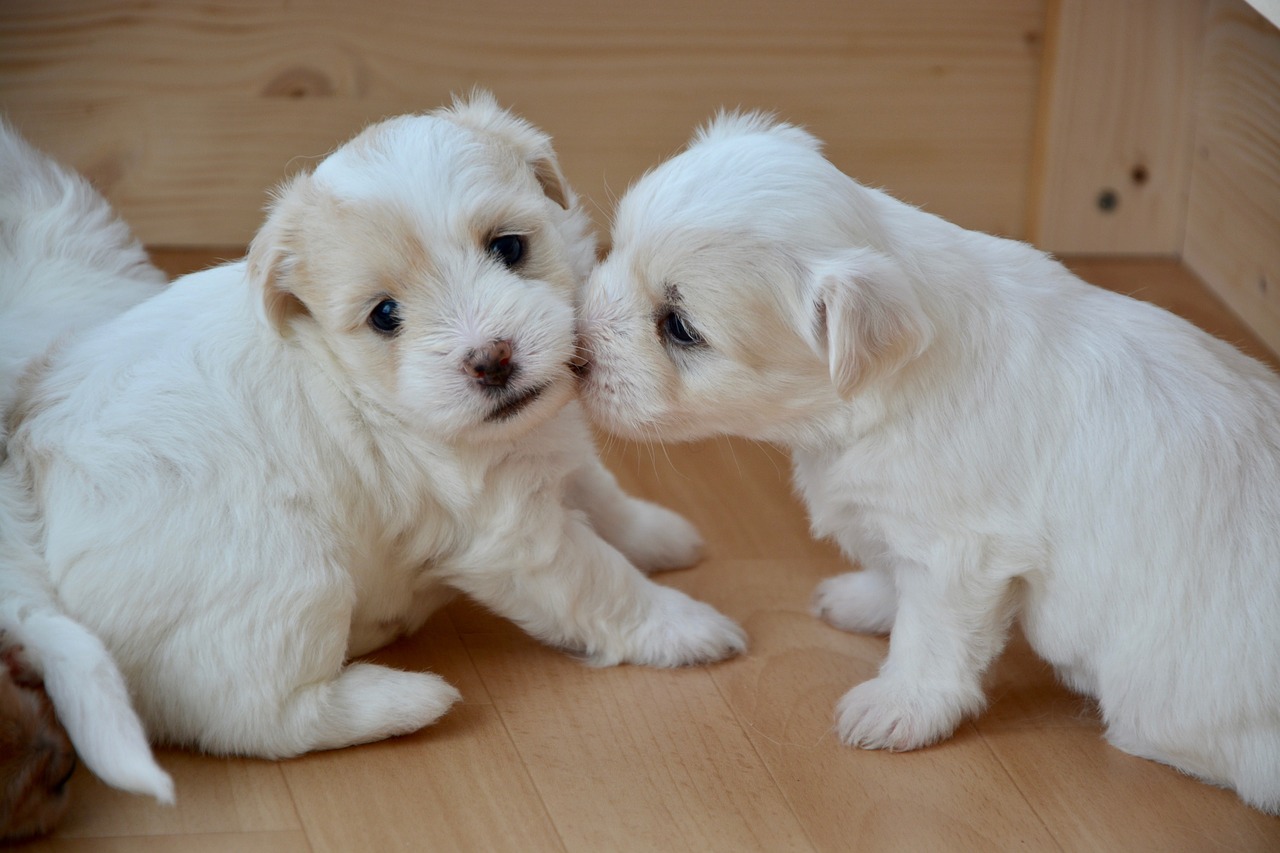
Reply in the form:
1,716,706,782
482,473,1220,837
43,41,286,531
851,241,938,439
577,113,1280,814
0,95,744,759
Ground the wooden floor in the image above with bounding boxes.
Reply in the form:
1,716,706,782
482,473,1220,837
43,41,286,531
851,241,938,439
18,256,1280,852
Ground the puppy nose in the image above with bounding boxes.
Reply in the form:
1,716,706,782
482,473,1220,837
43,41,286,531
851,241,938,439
464,340,514,387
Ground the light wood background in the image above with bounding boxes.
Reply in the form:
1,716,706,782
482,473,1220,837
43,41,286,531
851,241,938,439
17,253,1280,852
0,0,1045,244
1030,0,1280,353
3,0,1276,349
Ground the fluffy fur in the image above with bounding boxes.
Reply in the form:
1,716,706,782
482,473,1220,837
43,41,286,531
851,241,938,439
577,112,1280,814
0,95,744,760
0,121,174,804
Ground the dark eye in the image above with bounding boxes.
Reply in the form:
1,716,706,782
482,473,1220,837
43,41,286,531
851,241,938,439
661,311,703,347
488,234,525,268
369,299,401,335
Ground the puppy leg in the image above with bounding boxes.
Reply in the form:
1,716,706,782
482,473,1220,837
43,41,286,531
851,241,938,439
451,514,743,667
836,549,1016,751
273,664,461,756
811,567,896,634
150,582,461,758
565,457,704,572
187,660,460,759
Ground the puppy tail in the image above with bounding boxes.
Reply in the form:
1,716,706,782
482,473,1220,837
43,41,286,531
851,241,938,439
0,566,175,804
19,611,176,804
0,116,165,291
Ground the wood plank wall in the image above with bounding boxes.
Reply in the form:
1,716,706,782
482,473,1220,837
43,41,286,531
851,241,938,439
0,0,1044,247
1028,0,1204,255
1,0,1276,354
1032,0,1280,354
1184,0,1280,354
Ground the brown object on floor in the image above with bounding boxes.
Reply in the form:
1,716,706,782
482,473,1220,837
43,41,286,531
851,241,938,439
0,639,76,841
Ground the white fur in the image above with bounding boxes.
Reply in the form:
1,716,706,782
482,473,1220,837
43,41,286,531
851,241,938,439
0,94,743,760
578,113,1280,814
0,119,173,802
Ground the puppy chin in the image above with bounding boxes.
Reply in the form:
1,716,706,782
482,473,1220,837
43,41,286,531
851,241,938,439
578,384,688,443
471,372,577,437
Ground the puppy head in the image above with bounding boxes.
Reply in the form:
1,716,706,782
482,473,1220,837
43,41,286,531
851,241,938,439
0,644,75,841
578,113,931,444
247,91,596,442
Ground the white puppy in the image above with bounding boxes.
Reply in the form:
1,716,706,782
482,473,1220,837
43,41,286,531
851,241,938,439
0,120,173,803
0,94,744,760
577,113,1280,814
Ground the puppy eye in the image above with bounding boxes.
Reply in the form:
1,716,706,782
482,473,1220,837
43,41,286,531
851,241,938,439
369,299,402,335
488,234,525,268
661,311,703,347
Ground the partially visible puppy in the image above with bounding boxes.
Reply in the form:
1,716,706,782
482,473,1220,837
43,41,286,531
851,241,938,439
1,93,744,760
0,120,174,805
0,118,166,449
577,113,1280,814
0,635,76,842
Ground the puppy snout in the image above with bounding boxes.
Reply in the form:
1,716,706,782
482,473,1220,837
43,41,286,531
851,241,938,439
464,340,514,388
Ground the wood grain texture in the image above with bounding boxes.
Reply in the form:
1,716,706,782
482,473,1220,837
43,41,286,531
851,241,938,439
1029,0,1204,254
0,0,1044,246
1244,0,1280,27
1184,0,1280,356
19,252,1275,852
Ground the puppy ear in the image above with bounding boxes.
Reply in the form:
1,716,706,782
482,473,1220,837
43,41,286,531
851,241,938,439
528,155,571,211
801,248,932,398
246,174,311,335
440,90,573,209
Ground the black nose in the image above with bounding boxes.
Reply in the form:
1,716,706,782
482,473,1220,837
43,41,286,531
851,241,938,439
465,340,514,387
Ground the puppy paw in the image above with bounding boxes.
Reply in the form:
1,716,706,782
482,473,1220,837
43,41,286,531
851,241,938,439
834,677,973,751
811,570,896,635
612,500,706,573
619,586,745,667
294,665,462,754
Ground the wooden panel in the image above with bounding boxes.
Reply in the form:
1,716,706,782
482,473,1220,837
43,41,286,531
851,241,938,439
0,0,1044,246
461,633,813,852
1029,0,1204,254
26,832,313,853
666,555,1063,852
1184,0,1280,355
44,752,299,840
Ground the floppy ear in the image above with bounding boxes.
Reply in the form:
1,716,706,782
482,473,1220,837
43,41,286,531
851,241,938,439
439,90,573,210
801,248,932,398
246,174,312,335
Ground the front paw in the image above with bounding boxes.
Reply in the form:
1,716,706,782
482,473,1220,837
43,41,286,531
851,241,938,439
811,570,896,634
835,677,974,751
615,500,706,573
621,586,746,667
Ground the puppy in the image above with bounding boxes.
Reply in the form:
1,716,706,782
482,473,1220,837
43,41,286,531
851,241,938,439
577,113,1280,814
0,93,744,760
0,120,174,804
0,118,166,447
0,635,76,841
